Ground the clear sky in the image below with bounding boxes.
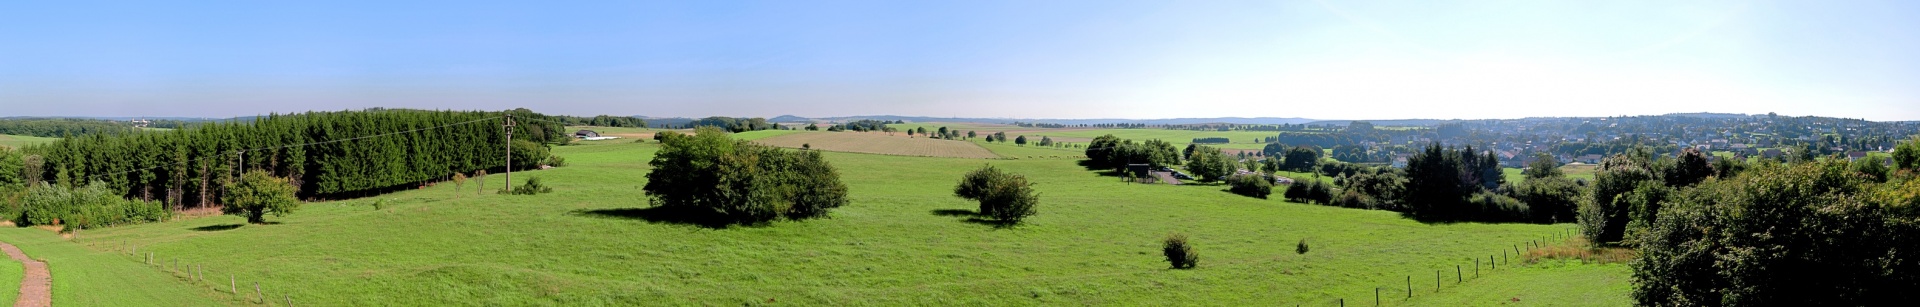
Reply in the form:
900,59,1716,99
2,0,1916,121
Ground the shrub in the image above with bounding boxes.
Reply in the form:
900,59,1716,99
509,139,551,170
371,198,387,210
955,165,1039,224
1466,191,1529,222
1284,180,1334,204
1162,233,1199,269
1631,160,1920,305
18,181,171,229
450,173,469,192
545,155,567,168
1296,238,1310,254
504,176,554,195
643,127,850,226
223,171,300,224
1226,174,1272,198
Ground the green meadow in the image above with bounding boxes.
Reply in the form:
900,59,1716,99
0,134,59,149
5,132,1625,306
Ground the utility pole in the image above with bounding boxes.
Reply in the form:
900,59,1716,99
504,113,515,192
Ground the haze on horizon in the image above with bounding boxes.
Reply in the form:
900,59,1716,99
2,1,1917,121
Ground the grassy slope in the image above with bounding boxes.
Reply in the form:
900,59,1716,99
0,228,221,306
1412,259,1632,306
0,252,16,304
0,134,60,149
29,141,1622,305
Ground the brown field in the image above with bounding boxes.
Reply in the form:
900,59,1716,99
753,131,1000,159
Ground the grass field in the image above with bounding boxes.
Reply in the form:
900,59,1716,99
0,228,219,306
754,131,999,159
886,123,1286,149
3,134,1627,305
0,250,17,304
0,134,59,149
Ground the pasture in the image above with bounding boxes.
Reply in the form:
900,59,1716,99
0,137,1630,305
754,131,1000,159
0,134,58,149
885,123,1287,149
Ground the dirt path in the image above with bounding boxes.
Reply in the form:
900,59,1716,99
0,242,49,307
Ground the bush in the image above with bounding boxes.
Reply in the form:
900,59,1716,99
509,139,551,170
1631,160,1920,305
450,173,468,191
1284,180,1334,204
504,176,554,195
224,171,300,224
1296,238,1310,254
1162,233,1199,269
1226,174,1272,198
545,155,567,168
1466,191,1529,222
643,127,849,226
955,165,1039,224
18,181,171,229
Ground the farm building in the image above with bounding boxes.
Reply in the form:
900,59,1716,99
574,130,602,138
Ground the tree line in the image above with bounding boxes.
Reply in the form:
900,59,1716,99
551,115,647,128
9,108,562,209
0,118,145,138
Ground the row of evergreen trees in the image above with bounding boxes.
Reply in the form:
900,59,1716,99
16,108,562,208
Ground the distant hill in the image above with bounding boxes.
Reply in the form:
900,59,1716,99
1305,119,1453,126
760,115,1320,125
1663,112,1754,119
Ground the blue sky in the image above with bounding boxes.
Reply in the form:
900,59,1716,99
2,0,1916,120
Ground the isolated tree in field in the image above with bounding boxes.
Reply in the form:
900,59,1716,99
1523,153,1562,179
992,132,1008,143
804,123,819,131
644,127,849,225
1014,135,1028,146
938,127,948,137
223,171,299,224
953,165,1039,224
967,131,977,139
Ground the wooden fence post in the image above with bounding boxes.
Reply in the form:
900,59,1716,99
1406,276,1412,298
255,282,263,304
1374,288,1380,306
1436,270,1441,292
230,275,236,295
1456,265,1461,283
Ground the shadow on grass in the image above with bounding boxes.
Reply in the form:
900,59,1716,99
188,224,243,231
928,209,1018,229
571,207,732,229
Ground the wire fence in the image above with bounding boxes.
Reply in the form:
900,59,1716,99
116,241,297,306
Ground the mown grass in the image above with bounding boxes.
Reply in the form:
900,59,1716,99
0,251,17,304
18,139,1624,305
0,134,59,149
0,228,220,306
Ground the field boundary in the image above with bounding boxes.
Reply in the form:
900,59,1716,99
0,240,51,307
